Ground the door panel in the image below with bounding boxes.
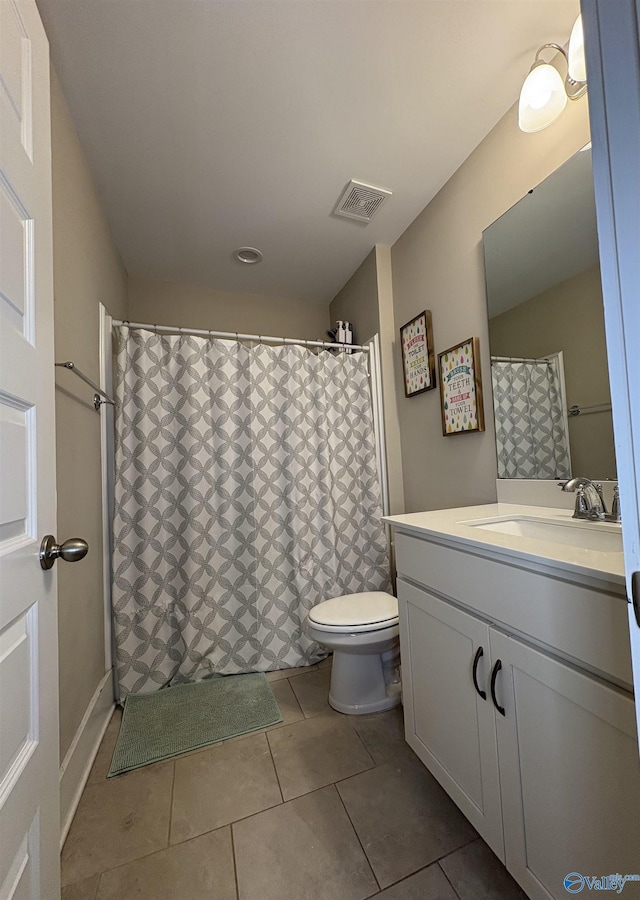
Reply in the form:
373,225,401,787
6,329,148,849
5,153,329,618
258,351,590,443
492,629,640,900
0,1,60,897
398,578,503,859
583,0,640,745
0,0,34,162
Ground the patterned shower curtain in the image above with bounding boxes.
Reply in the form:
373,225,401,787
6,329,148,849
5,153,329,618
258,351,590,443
111,326,390,696
491,359,571,479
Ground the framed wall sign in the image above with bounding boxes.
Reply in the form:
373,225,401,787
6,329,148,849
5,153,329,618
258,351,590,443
438,337,485,435
400,310,435,397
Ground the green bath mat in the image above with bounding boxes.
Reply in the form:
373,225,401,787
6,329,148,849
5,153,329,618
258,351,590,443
108,673,282,777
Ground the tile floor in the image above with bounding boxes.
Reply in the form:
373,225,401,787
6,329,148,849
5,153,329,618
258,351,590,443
61,659,527,900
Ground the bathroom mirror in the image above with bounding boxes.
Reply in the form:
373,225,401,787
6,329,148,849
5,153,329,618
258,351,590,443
483,146,616,481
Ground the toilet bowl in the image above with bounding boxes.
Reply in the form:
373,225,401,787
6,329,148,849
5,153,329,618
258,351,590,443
305,592,401,715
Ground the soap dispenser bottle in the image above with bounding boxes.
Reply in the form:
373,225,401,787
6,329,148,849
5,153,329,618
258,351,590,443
345,322,353,353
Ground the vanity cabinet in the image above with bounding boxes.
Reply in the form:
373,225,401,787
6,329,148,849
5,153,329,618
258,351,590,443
395,531,640,900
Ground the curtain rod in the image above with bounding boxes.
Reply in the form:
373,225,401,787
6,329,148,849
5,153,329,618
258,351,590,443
490,355,551,364
112,320,370,352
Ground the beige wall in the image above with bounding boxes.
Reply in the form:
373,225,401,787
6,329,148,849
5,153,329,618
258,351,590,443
328,246,405,517
375,246,405,517
51,69,129,761
391,97,591,513
128,276,330,341
490,265,615,479
329,249,379,344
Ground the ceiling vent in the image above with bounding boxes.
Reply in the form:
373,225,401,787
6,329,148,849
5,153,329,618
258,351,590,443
333,180,392,224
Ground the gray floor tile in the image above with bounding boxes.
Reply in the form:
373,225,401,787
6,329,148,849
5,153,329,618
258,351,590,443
233,785,378,900
337,755,477,889
268,676,305,727
87,709,122,785
268,714,374,800
170,732,282,843
317,654,333,669
351,705,414,765
266,664,317,683
439,839,527,900
370,863,458,900
289,667,334,717
96,827,236,900
61,762,173,885
61,874,100,900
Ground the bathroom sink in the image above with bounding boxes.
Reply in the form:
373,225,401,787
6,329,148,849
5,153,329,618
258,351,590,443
461,515,623,553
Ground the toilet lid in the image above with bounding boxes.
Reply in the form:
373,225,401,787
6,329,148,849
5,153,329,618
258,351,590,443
308,592,398,628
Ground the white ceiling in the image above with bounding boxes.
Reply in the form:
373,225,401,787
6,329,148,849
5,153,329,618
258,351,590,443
37,0,580,305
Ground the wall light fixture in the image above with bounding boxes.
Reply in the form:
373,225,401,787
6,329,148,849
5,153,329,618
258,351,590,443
518,16,587,133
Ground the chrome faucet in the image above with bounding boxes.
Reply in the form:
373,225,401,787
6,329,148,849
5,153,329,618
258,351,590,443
609,485,622,523
558,477,606,520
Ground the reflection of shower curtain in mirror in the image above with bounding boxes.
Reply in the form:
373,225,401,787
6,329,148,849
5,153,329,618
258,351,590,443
491,358,570,479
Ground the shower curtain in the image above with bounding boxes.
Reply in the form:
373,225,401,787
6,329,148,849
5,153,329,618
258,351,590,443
491,358,570,479
111,326,390,696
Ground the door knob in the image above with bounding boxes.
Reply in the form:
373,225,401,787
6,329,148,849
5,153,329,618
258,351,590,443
39,535,89,570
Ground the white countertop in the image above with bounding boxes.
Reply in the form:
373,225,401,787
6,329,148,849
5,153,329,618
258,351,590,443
383,503,625,589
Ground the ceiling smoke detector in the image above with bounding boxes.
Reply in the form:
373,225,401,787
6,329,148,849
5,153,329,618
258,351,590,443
333,180,392,224
233,247,263,264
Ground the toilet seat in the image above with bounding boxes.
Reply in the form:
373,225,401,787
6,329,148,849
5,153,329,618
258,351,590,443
308,591,398,634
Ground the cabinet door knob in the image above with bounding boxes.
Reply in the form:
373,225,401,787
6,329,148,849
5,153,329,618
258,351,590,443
490,660,506,716
472,646,487,700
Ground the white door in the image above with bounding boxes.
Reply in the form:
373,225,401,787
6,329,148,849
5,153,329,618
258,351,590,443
0,1,61,897
397,579,504,860
583,0,640,750
491,629,640,900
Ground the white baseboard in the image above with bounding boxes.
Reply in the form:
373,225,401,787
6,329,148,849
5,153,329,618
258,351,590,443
59,670,115,847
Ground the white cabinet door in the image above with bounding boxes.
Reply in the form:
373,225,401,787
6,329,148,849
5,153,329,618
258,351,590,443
398,578,503,859
0,1,60,897
491,629,640,900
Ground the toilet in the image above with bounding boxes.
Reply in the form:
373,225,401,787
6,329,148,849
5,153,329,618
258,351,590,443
305,591,401,715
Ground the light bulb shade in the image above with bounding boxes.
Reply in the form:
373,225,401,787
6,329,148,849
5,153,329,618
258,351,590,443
518,62,567,133
568,14,587,83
